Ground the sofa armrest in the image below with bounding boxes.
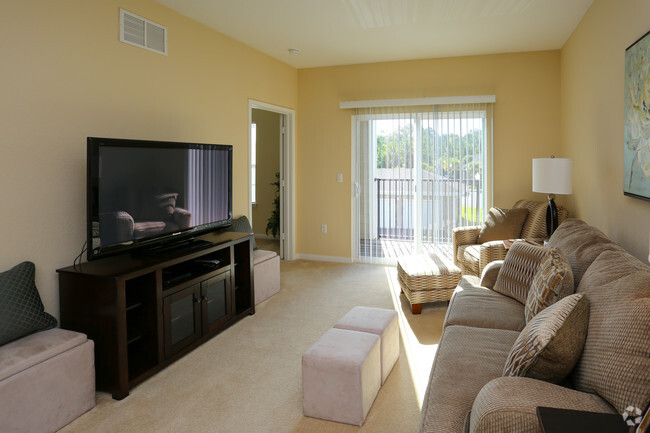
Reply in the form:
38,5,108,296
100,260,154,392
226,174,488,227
453,226,482,266
479,260,503,289
470,377,618,433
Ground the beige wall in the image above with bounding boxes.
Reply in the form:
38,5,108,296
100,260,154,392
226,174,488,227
251,109,281,235
297,52,562,258
0,0,297,318
561,0,650,261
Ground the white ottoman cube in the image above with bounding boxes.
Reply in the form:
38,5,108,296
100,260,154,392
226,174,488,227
334,306,399,384
302,328,381,426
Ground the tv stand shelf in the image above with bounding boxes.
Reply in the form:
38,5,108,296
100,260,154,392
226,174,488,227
57,231,254,400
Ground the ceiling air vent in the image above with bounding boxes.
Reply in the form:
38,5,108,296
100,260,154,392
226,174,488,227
119,9,167,55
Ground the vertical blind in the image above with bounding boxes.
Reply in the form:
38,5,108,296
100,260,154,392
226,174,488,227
348,97,494,264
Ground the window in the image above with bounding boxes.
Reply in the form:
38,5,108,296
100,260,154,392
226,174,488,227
350,98,494,263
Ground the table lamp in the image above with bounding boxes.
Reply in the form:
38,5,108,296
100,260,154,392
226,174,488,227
532,156,573,237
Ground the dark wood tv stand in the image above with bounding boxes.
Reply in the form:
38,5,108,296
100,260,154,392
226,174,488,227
57,231,254,400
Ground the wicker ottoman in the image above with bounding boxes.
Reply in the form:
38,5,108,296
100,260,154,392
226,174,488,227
397,253,461,314
302,328,381,426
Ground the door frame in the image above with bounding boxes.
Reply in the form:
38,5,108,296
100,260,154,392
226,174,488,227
248,99,295,261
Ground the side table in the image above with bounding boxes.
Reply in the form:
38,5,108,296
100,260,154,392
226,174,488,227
536,406,627,433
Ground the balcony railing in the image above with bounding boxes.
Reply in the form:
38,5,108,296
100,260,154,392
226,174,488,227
374,177,482,245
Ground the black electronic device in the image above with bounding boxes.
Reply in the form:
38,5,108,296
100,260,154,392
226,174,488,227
86,137,233,261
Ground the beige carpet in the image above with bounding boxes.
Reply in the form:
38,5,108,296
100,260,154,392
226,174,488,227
59,260,447,433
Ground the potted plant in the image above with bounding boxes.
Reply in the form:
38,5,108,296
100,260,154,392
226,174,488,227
266,172,280,238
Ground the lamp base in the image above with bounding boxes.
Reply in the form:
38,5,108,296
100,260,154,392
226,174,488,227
545,195,559,238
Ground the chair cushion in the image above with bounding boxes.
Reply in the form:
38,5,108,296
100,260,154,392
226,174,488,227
493,242,551,304
0,262,57,346
524,248,575,322
477,207,529,244
503,293,589,383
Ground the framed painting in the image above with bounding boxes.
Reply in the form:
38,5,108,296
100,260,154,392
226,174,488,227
624,29,650,202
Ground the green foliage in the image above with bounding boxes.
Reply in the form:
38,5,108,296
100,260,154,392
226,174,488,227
375,125,485,180
265,172,280,238
462,206,483,224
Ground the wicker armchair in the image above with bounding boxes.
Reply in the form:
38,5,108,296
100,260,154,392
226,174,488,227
453,199,568,276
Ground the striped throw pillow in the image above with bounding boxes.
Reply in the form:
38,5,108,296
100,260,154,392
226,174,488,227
493,242,551,304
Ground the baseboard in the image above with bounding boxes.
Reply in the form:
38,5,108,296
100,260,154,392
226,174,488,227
294,253,353,263
254,233,278,240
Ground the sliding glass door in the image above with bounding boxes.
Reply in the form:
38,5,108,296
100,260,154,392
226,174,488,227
353,102,493,264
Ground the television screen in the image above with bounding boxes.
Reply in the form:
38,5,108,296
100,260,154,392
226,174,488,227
87,137,232,260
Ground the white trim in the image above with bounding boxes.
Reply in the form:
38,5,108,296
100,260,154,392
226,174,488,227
253,233,277,240
294,253,354,263
340,95,496,109
248,99,296,261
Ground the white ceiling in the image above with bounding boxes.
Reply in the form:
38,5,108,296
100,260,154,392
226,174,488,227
155,0,594,69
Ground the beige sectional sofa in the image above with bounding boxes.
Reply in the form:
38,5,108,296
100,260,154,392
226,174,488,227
418,219,650,433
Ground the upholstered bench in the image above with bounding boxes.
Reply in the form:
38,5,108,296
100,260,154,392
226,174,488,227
253,249,280,305
397,253,462,314
0,328,96,433
302,328,381,426
230,215,281,305
334,306,399,385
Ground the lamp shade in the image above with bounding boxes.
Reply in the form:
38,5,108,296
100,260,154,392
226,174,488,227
532,158,573,195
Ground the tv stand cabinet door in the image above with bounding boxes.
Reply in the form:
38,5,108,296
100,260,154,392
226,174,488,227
163,284,202,358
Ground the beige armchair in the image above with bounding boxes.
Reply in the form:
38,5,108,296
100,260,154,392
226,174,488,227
453,199,568,276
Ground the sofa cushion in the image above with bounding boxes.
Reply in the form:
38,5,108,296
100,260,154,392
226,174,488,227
470,376,619,433
547,218,624,288
419,325,521,433
493,242,551,304
0,328,87,381
524,249,575,322
444,276,526,332
570,250,650,415
503,293,589,383
477,207,529,244
0,262,57,346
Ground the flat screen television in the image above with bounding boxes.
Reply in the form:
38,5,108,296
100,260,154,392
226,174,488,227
87,137,233,261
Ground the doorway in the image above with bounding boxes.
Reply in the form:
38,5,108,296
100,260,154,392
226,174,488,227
248,100,295,260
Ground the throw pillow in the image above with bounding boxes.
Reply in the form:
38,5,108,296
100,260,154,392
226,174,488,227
0,261,57,346
503,293,589,383
493,242,551,304
524,248,575,322
230,215,259,250
477,207,529,244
